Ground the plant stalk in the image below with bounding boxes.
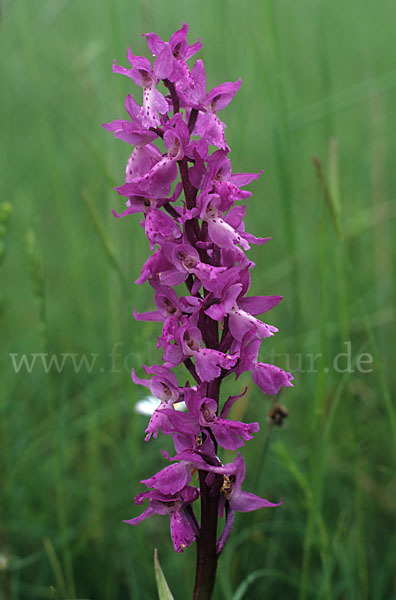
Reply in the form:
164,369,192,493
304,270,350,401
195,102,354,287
192,471,222,599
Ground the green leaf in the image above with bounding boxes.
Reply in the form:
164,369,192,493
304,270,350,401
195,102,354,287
49,587,61,600
154,549,175,600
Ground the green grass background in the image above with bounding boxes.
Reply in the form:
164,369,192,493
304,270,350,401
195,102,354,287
1,0,395,598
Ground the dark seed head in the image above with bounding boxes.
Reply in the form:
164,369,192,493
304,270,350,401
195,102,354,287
268,404,289,426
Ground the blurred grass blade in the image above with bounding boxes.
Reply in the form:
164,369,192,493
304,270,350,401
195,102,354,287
0,201,12,316
82,190,128,291
49,586,61,600
274,441,311,503
289,67,396,130
299,345,366,600
313,153,396,447
26,229,45,303
312,154,343,237
43,538,67,599
232,568,301,600
154,549,174,600
26,228,47,348
0,201,11,267
328,137,341,219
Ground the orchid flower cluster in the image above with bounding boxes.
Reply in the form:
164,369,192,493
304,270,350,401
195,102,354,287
104,22,293,595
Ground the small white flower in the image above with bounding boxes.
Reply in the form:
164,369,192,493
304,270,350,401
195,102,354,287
135,395,160,416
135,395,186,416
